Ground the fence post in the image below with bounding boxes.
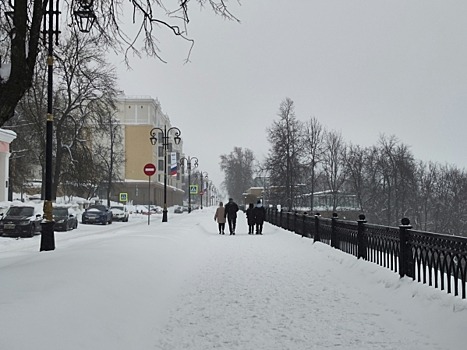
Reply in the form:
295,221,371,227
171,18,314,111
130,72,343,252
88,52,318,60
357,214,367,260
399,217,414,279
301,212,308,238
331,212,339,248
293,211,298,233
314,213,321,242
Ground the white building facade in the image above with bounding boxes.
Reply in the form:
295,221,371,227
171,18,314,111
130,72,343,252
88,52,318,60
0,128,16,201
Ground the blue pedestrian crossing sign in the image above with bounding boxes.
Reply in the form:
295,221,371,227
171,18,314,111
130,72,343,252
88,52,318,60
189,185,198,195
119,193,128,202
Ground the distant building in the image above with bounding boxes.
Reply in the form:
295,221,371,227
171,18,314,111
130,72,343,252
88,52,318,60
112,95,184,206
0,128,16,201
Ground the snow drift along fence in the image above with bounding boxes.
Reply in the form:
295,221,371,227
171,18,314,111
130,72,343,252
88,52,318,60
266,209,467,299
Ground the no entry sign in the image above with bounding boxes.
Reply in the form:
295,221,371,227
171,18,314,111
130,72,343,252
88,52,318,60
143,163,156,176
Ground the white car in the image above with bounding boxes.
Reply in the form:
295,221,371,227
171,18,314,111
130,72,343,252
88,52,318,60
110,205,129,222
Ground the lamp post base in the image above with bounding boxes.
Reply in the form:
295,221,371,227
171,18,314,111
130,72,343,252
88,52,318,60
40,221,55,251
162,210,168,222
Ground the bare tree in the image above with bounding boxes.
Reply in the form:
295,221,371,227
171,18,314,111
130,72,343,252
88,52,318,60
344,143,368,212
5,30,121,198
265,98,304,210
322,130,346,211
414,161,438,231
92,114,124,206
303,116,324,211
0,0,240,126
375,135,416,226
219,147,255,203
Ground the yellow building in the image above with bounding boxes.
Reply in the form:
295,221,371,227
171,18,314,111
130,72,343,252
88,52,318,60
113,95,184,207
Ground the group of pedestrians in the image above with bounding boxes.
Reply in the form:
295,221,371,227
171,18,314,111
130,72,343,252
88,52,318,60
213,198,266,235
246,200,266,234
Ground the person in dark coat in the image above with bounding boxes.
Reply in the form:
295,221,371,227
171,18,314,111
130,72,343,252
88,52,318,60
224,197,239,235
253,199,266,235
246,203,255,234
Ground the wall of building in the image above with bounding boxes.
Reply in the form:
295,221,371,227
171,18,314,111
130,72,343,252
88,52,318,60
113,95,185,207
125,125,154,181
0,129,16,201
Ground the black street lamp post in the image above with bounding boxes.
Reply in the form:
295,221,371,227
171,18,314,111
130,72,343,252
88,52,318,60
40,0,96,251
149,125,182,222
180,156,198,213
201,171,208,209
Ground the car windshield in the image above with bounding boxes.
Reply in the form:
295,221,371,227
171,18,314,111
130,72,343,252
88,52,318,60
7,207,34,217
111,207,124,211
53,208,68,216
88,205,107,211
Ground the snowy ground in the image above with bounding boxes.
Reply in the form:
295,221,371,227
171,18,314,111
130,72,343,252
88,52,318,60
1,208,466,350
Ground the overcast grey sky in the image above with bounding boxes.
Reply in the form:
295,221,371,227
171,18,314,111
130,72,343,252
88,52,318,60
109,0,467,192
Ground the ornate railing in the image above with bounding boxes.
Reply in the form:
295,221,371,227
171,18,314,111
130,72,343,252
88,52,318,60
266,208,467,299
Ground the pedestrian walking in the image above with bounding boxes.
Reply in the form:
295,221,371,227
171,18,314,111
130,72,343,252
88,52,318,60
246,203,255,234
214,202,226,234
253,199,266,235
224,197,239,235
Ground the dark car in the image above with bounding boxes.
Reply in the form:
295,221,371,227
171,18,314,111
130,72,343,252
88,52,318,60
0,205,42,238
82,205,112,225
53,207,78,231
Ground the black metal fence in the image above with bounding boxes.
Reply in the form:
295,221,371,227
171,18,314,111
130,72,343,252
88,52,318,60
266,208,467,299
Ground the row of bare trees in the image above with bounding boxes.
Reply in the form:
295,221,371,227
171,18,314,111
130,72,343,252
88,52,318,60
5,32,124,204
264,98,467,236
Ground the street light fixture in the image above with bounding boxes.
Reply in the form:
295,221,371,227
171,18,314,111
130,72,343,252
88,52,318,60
149,125,182,222
40,0,96,251
74,0,97,33
201,171,208,209
180,156,198,213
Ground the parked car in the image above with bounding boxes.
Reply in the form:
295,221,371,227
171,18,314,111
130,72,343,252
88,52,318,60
0,205,42,237
0,205,11,234
174,206,183,214
110,205,129,222
82,205,112,225
53,206,78,231
150,205,163,214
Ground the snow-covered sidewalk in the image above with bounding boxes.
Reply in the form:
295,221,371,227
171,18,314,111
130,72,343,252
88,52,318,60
1,208,466,350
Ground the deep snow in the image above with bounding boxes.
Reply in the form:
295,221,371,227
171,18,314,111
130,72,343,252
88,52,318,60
1,208,466,350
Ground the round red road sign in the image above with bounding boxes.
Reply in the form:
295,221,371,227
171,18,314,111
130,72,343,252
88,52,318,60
143,163,156,176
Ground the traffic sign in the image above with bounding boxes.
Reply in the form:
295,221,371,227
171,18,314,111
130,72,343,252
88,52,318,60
189,185,198,194
119,193,128,202
143,163,156,176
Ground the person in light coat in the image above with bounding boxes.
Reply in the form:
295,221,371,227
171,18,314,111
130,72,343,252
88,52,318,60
214,202,226,234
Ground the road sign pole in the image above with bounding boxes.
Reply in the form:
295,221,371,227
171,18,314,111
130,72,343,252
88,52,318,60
148,175,151,225
143,163,157,226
